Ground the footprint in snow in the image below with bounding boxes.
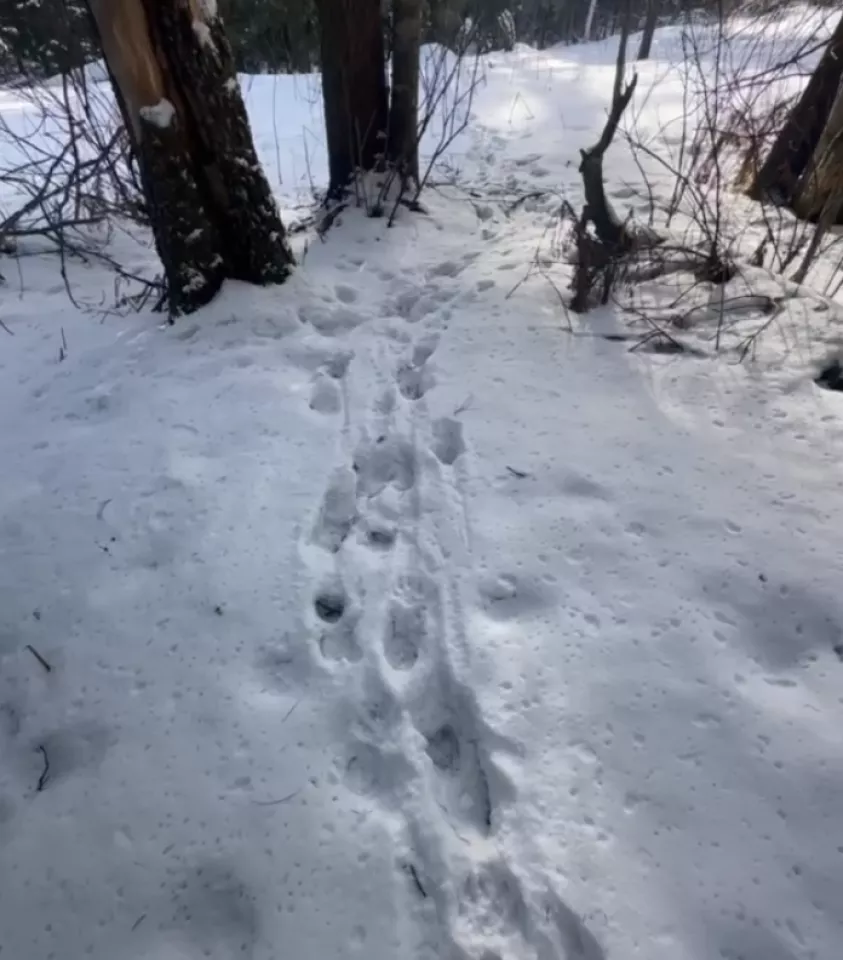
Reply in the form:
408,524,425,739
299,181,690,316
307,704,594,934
343,741,414,799
312,467,357,552
428,260,464,279
431,417,465,466
299,303,365,337
309,372,342,414
319,611,363,663
334,283,359,304
313,582,348,624
382,573,440,671
397,363,435,401
353,435,416,497
424,719,493,833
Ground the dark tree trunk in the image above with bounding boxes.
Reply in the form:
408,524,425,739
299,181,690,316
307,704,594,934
637,0,659,60
388,0,421,185
86,0,294,315
793,79,843,220
749,14,843,208
315,0,388,198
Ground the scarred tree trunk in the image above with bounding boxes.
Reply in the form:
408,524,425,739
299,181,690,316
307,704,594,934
86,0,294,315
315,0,388,198
388,0,421,186
793,78,843,220
749,14,843,209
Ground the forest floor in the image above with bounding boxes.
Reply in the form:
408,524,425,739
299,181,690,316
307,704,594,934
1,11,842,960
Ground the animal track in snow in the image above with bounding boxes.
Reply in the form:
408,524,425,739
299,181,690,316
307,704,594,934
412,334,440,367
383,573,440,671
353,435,416,497
424,719,493,833
428,260,464,279
343,742,414,798
408,656,507,835
347,668,404,749
456,858,528,944
362,519,396,551
309,373,342,414
431,418,465,466
299,303,366,337
319,614,363,663
312,467,358,552
397,363,435,401
451,859,608,960
334,283,358,304
396,335,439,401
313,583,348,624
384,599,426,670
324,349,353,379
392,286,453,323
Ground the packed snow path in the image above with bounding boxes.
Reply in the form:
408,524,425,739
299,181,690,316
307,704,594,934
3,22,843,960
2,201,842,960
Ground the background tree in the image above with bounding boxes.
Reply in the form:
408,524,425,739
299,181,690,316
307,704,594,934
85,0,294,314
637,0,659,60
315,0,389,198
218,0,317,72
0,0,93,80
388,0,422,185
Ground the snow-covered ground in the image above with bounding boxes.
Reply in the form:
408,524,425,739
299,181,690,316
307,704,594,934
2,11,843,960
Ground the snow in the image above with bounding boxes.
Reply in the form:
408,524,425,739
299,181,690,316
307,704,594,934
2,11,843,960
139,97,176,129
193,19,214,48
198,0,218,20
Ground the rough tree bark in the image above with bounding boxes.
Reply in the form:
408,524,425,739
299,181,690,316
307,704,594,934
86,0,294,315
749,14,843,212
315,0,388,198
793,76,843,220
387,0,421,186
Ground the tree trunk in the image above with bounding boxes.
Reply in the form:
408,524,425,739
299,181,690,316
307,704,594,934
315,0,388,198
637,0,658,61
388,0,421,186
583,0,598,41
749,13,843,207
86,0,294,315
793,77,843,220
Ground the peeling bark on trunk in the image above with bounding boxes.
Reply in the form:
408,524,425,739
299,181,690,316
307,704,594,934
388,0,421,186
749,13,843,209
86,0,294,315
315,0,388,198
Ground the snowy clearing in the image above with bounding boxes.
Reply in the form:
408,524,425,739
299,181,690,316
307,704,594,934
1,13,843,960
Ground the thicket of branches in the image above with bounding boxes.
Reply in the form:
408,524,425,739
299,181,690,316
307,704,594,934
547,0,843,361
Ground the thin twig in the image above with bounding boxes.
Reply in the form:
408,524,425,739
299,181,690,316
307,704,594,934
25,645,52,673
36,745,50,792
252,790,300,807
